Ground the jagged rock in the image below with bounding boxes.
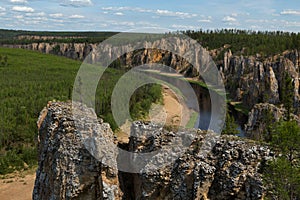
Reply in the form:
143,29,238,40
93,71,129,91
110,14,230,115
33,102,122,200
220,50,300,111
245,103,300,140
4,40,300,114
33,103,273,200
124,122,273,200
265,67,279,104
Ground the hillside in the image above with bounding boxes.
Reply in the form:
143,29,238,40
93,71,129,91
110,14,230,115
0,29,118,44
0,47,81,173
0,47,162,174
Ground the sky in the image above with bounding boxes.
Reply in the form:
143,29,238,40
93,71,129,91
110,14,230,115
0,0,300,32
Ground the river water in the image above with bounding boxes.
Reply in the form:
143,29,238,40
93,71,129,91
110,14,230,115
141,69,247,135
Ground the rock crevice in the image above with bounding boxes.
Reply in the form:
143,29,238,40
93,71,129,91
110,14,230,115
33,102,273,200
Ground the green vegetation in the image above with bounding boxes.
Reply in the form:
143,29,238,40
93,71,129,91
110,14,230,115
271,120,300,163
230,102,249,115
0,29,163,45
222,111,239,135
0,29,118,44
183,29,300,57
185,112,199,129
0,47,162,174
280,72,294,120
0,47,80,174
0,54,8,67
2,29,300,58
263,120,300,199
264,157,300,200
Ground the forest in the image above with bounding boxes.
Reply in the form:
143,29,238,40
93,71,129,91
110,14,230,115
183,29,300,57
0,29,300,199
2,29,300,58
0,47,162,174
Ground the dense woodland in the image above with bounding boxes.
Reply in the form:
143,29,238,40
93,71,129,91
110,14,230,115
0,47,162,174
183,29,300,57
0,29,300,199
2,29,300,57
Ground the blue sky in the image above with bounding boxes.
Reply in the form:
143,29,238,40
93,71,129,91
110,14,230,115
0,0,300,32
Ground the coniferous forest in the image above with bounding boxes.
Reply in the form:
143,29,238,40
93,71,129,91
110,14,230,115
0,29,299,199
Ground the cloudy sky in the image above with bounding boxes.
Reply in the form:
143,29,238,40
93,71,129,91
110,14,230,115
0,0,300,32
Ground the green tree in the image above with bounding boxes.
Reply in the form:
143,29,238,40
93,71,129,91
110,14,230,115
272,120,300,163
263,120,300,199
280,72,294,120
222,111,239,135
262,109,275,142
264,157,300,200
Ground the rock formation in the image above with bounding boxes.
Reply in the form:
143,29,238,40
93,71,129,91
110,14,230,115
33,102,274,199
3,40,300,114
33,102,122,200
221,50,300,111
245,103,300,140
122,122,273,200
4,38,300,139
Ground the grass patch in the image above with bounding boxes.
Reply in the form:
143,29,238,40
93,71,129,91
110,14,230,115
186,112,199,129
230,102,250,115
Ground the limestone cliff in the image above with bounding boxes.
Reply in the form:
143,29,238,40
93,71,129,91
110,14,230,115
33,102,122,200
33,102,273,200
221,50,300,112
3,41,300,114
245,103,300,140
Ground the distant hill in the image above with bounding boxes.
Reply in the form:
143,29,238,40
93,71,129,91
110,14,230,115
0,29,118,44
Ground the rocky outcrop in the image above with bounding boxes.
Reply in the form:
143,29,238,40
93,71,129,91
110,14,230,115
33,102,273,199
1,38,211,79
122,122,273,200
221,51,300,112
33,102,122,200
245,103,300,140
16,35,86,41
3,43,96,60
4,39,300,114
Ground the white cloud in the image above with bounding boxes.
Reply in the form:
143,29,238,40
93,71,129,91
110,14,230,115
280,9,300,15
10,0,28,3
171,24,197,30
156,9,197,18
114,12,124,16
49,19,64,23
198,19,211,23
69,14,85,19
11,6,34,12
198,16,212,23
0,7,6,12
222,16,237,22
102,7,152,13
110,21,135,27
14,15,23,19
26,12,45,17
61,0,92,7
101,7,197,19
49,13,63,18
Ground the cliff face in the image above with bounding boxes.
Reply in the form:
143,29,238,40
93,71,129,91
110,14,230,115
245,103,300,140
122,123,272,200
4,41,300,113
221,50,300,111
33,102,122,200
33,102,273,200
2,43,96,60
